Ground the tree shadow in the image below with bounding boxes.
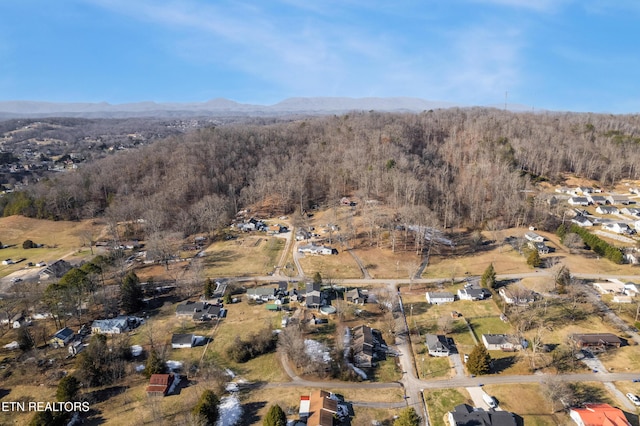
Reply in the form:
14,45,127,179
490,356,517,374
569,382,610,405
0,388,10,399
83,409,107,425
240,401,267,425
85,386,128,404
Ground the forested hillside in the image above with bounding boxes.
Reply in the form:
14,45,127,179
3,108,640,236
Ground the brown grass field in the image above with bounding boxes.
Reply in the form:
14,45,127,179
201,235,285,276
482,383,570,425
0,215,107,278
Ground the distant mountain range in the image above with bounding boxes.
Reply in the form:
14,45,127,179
0,97,466,119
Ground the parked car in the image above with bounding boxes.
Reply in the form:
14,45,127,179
626,393,640,406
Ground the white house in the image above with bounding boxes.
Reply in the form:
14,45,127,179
426,291,455,305
571,216,594,227
587,195,607,205
593,282,625,295
568,197,589,206
596,205,619,215
624,282,639,296
621,207,640,217
607,194,634,205
425,334,451,357
603,222,632,234
482,334,519,351
297,244,335,255
499,287,536,305
171,333,197,349
457,286,490,301
524,232,544,243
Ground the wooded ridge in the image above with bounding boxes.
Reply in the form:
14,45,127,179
2,108,640,236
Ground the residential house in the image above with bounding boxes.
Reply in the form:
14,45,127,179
351,325,384,368
295,230,311,241
171,333,197,349
11,313,26,329
596,205,619,215
571,215,594,227
569,403,631,426
298,244,335,255
593,281,625,295
68,341,86,356
457,286,491,301
299,390,338,426
568,197,590,206
345,288,366,304
425,334,452,357
91,316,142,334
0,312,9,326
39,259,72,280
306,282,323,308
624,282,639,296
499,287,536,305
570,333,622,351
603,222,633,234
587,194,607,205
577,186,595,194
606,195,633,205
175,301,221,321
621,207,640,216
448,404,517,426
146,374,174,397
524,232,544,242
246,287,276,301
49,327,74,348
528,241,549,254
482,334,519,351
426,291,455,305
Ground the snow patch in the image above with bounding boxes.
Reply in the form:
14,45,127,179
166,360,183,371
216,394,243,426
130,345,143,357
304,339,331,363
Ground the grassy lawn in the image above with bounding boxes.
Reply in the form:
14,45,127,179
297,251,362,279
425,388,470,426
483,383,569,426
201,235,285,276
416,353,453,379
0,215,106,278
352,247,426,279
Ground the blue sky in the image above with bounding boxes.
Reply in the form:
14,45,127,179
1,0,639,113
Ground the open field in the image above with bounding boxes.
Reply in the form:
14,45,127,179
202,236,285,277
424,388,470,426
482,383,569,425
352,247,428,279
0,215,106,278
297,251,362,279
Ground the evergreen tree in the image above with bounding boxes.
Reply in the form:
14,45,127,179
223,292,232,304
480,263,497,289
17,327,34,351
313,272,322,285
192,389,220,426
144,348,165,378
467,344,492,375
120,271,144,314
56,375,80,402
393,407,421,426
204,278,215,299
263,404,287,426
527,249,541,268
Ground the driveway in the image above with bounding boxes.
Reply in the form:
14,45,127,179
466,386,496,410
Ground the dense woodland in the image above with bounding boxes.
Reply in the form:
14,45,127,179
2,108,640,238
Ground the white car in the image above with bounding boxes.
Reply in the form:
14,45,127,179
626,393,640,406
